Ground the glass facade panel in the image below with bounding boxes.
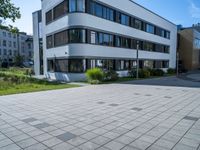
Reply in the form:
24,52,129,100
54,30,68,47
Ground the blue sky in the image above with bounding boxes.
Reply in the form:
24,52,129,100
5,0,200,34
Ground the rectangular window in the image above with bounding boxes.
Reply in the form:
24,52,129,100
54,30,68,47
146,24,155,34
69,0,84,12
115,36,121,47
121,37,130,48
47,60,54,72
46,35,53,49
69,59,84,73
165,31,170,39
103,34,109,46
3,40,6,47
46,10,52,24
55,59,68,72
69,29,85,43
134,19,142,30
53,0,68,20
121,14,129,26
3,49,7,55
0,49,1,55
95,3,103,17
13,42,16,48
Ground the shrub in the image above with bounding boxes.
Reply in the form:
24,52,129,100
150,69,165,76
167,68,176,75
128,69,137,78
139,69,151,78
86,68,104,84
104,70,119,81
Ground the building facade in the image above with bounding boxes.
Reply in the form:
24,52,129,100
36,0,177,81
178,28,200,70
0,28,33,67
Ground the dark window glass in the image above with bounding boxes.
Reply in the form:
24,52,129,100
69,59,84,73
146,24,155,34
164,46,170,53
90,1,95,14
95,3,103,17
103,7,107,19
69,29,85,43
53,0,68,20
143,42,154,51
115,36,121,47
46,35,53,49
54,30,68,47
165,31,170,39
103,34,109,46
115,60,124,70
69,0,76,12
47,60,54,72
98,33,103,45
134,19,142,30
121,37,130,48
107,9,114,21
162,61,169,68
46,10,52,24
109,35,114,46
121,14,129,26
55,59,68,72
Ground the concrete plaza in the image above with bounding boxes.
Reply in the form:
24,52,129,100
0,79,200,150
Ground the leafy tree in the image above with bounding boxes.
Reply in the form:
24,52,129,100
14,55,24,67
0,0,21,22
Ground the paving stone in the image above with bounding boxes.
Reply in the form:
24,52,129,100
52,142,74,150
33,133,53,142
115,135,134,145
17,138,38,149
109,104,119,107
42,137,62,147
68,137,87,146
24,143,48,150
56,132,76,142
183,116,199,121
0,138,13,148
91,136,111,145
33,123,50,129
104,141,125,150
129,140,152,150
78,141,99,150
131,107,143,111
172,143,197,150
0,143,21,150
22,118,37,123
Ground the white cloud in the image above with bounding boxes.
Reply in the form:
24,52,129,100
189,1,200,19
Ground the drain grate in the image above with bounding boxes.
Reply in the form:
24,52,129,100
183,116,199,121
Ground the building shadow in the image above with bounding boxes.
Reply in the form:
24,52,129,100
120,76,200,88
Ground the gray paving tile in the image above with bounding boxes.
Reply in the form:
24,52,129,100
104,141,125,150
109,104,119,107
33,123,50,129
22,118,37,123
42,137,62,147
78,141,99,150
131,107,143,111
91,136,111,146
183,116,199,121
0,138,13,148
24,143,48,150
56,132,76,142
0,144,21,150
17,138,38,149
52,142,74,150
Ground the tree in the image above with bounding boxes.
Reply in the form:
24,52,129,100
0,0,21,22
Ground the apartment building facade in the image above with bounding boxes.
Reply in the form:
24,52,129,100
178,28,200,70
36,0,177,81
0,28,33,67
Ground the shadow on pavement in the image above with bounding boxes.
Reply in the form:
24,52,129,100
120,76,200,88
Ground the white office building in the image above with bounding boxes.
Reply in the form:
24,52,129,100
34,0,177,81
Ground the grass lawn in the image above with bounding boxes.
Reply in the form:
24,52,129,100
0,81,79,96
0,67,80,96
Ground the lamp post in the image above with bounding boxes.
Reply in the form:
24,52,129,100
136,41,139,79
176,51,179,77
